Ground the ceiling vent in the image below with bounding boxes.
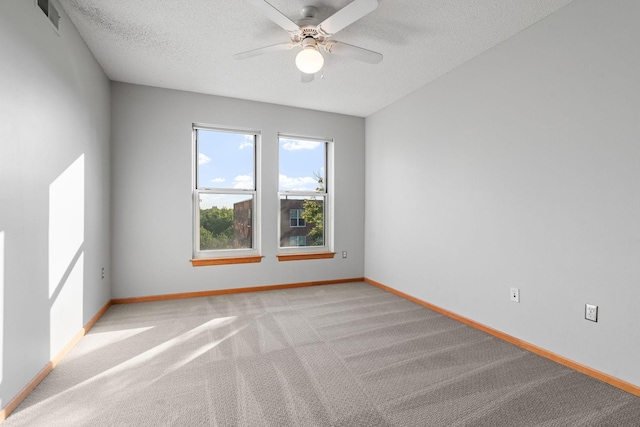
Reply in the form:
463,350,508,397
37,0,60,31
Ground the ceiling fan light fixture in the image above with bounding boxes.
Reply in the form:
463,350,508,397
295,46,324,74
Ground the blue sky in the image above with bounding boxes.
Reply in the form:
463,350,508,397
197,130,254,191
279,138,325,192
197,130,324,209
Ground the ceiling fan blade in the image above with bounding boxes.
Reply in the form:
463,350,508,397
233,43,294,60
244,0,300,34
317,0,378,36
324,41,382,64
301,72,314,83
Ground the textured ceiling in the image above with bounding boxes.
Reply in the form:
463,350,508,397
58,0,575,117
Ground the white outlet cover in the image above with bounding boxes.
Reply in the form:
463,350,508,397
585,304,598,322
510,287,520,303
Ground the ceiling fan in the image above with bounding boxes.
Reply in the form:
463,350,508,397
234,0,383,82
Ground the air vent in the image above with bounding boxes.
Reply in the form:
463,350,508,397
37,0,60,31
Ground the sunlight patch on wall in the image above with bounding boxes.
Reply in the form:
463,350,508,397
0,230,4,385
50,253,84,359
49,155,84,359
49,155,84,298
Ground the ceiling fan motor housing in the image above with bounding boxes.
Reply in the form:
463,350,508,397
300,35,319,49
292,27,324,44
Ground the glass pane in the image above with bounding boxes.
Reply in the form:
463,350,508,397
197,129,254,189
280,195,324,247
199,194,253,250
279,138,325,192
290,236,306,246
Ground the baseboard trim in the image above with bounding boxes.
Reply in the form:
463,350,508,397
112,277,365,304
0,300,112,423
365,278,640,398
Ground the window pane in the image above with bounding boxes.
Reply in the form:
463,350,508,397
289,209,306,227
197,129,254,190
279,138,325,192
290,236,306,246
280,196,324,247
199,194,253,250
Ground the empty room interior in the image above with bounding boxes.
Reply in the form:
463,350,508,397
1,0,640,425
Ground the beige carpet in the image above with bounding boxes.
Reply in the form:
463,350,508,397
5,282,640,426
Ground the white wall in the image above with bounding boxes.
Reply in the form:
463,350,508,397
0,0,111,410
110,83,365,299
365,0,640,386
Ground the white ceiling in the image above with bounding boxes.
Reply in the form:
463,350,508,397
58,0,575,117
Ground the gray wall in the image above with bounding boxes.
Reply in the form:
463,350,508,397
110,83,365,299
0,0,111,408
365,0,640,386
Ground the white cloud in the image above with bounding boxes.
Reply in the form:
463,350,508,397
198,153,211,165
279,174,319,191
233,174,254,189
239,135,254,150
281,139,322,151
211,178,225,183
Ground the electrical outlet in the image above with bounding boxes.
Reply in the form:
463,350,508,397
510,287,520,303
101,267,105,280
585,304,598,322
342,251,347,258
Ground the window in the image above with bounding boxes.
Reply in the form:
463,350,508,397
193,125,259,260
289,209,306,227
278,135,332,252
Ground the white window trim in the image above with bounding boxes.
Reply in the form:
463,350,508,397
277,134,334,255
192,124,261,260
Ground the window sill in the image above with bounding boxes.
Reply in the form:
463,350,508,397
190,256,263,267
277,252,336,262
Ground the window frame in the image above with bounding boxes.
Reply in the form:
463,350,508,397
192,124,261,261
277,134,333,255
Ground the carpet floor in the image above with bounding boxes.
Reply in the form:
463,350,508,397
5,282,640,426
